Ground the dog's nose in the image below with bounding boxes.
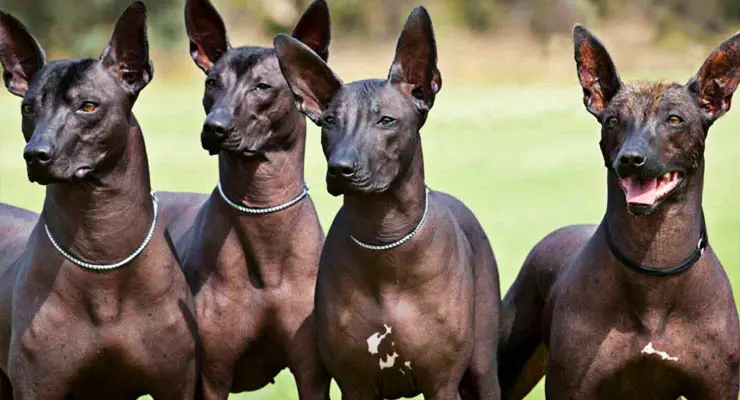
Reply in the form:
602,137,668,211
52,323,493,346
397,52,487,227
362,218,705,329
203,114,233,139
327,159,357,179
619,152,646,168
23,144,53,166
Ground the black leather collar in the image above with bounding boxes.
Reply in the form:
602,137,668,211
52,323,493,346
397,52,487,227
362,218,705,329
603,214,708,277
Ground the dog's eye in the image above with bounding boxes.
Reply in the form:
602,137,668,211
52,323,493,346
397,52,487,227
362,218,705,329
378,116,397,128
21,103,34,115
667,115,684,126
205,78,218,88
322,115,336,127
255,83,272,91
79,102,98,113
606,117,618,128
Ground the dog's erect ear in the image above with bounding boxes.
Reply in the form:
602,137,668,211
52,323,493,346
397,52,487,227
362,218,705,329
185,0,229,73
100,1,153,99
274,34,341,124
387,7,442,112
291,0,331,62
573,25,621,118
687,32,740,122
0,11,45,97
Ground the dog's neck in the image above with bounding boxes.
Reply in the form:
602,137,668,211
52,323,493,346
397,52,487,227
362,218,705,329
343,146,427,245
42,118,154,265
218,110,307,209
603,165,704,271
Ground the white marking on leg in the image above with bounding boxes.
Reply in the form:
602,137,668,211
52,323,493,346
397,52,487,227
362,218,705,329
379,352,399,370
641,342,679,361
367,324,392,355
404,361,412,370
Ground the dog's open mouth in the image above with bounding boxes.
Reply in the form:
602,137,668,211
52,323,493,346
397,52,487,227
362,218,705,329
618,171,681,207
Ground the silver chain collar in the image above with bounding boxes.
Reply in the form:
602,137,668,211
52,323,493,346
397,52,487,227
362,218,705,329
45,191,159,271
351,188,431,251
217,181,309,215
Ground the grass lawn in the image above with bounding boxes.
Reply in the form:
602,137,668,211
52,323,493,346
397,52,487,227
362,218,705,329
1,76,739,399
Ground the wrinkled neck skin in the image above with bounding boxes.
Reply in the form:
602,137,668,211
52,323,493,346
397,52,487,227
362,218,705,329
603,164,705,271
218,108,307,209
343,146,427,245
42,118,155,265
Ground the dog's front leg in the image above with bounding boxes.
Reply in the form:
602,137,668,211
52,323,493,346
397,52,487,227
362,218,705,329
286,314,330,400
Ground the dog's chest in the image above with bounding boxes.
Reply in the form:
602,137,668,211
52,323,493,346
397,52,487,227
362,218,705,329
546,291,727,397
318,287,473,396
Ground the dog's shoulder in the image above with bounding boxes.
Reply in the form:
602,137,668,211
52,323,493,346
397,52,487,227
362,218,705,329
524,224,596,298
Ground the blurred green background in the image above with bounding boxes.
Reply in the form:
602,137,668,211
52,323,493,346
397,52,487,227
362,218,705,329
1,0,740,398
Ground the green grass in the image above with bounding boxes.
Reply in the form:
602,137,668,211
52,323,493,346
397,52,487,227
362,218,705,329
1,79,740,399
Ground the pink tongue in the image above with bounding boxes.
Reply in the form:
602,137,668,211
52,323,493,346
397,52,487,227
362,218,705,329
623,177,658,205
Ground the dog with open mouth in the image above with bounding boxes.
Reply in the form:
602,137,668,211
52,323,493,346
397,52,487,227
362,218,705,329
499,26,740,399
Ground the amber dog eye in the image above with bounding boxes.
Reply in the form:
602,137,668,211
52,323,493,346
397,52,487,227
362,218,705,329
21,103,34,115
606,117,618,128
79,102,98,113
667,115,684,126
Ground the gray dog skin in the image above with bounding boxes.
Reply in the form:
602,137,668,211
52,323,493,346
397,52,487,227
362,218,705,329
0,3,198,399
499,27,740,399
274,7,501,400
156,0,332,398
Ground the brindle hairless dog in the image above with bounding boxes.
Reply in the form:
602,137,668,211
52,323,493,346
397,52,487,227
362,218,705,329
0,3,198,398
156,0,331,398
499,27,740,399
275,7,501,400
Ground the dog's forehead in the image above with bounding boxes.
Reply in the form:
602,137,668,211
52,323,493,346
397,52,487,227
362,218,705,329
610,81,692,117
219,46,277,77
334,79,393,114
29,59,111,100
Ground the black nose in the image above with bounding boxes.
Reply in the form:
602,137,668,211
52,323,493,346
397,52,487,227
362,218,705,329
202,114,233,140
327,159,357,179
23,144,53,166
619,152,646,168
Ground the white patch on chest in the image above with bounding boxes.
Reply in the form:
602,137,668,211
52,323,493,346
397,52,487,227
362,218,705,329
367,324,392,355
404,360,412,370
641,342,679,362
379,351,399,370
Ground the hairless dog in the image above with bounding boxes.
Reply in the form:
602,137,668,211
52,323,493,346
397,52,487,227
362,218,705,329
275,7,501,400
0,3,198,398
499,27,740,399
157,0,331,398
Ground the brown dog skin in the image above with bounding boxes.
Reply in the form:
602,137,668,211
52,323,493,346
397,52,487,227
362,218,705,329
274,7,501,400
0,204,37,398
499,27,740,399
156,0,331,398
0,3,197,399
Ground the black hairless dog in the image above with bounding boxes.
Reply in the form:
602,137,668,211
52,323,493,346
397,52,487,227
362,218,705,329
0,3,198,398
275,7,501,400
499,26,740,399
157,0,331,398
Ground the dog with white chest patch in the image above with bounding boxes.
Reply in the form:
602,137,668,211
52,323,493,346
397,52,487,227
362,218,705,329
275,7,501,400
498,26,740,399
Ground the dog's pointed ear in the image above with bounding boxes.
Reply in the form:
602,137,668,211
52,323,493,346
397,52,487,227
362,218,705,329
573,25,621,118
687,32,740,122
387,7,442,112
291,0,331,62
100,1,153,99
0,10,45,97
185,0,230,73
274,33,341,124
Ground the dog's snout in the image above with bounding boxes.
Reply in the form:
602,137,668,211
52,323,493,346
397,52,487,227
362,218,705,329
203,116,233,139
619,152,646,168
327,159,357,179
23,143,53,166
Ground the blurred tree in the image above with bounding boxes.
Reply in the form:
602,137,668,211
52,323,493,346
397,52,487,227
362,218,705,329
1,0,739,56
0,0,181,56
